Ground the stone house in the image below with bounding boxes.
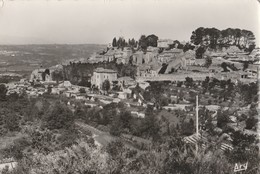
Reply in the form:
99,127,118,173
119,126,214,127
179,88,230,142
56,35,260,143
157,39,174,48
158,49,183,63
30,68,53,82
132,51,145,65
91,68,117,89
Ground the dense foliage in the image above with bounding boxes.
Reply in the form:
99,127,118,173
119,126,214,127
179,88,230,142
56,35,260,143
62,61,137,86
0,78,259,174
190,27,255,51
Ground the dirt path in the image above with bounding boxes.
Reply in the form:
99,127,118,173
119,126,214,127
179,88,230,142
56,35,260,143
75,121,144,150
75,121,117,146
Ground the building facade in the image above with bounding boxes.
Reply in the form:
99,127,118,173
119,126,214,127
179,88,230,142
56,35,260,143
157,39,174,48
91,68,117,89
30,68,53,82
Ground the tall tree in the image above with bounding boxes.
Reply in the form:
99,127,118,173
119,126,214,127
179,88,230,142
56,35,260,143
195,46,206,59
102,79,111,92
112,37,117,47
139,35,148,50
146,34,159,47
0,84,7,101
206,28,221,49
190,27,205,45
204,56,212,68
185,77,194,88
191,27,255,50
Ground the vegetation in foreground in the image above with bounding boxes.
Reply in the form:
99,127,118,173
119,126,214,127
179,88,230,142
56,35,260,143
0,80,259,174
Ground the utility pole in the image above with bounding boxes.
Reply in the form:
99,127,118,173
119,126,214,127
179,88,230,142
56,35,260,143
257,66,260,138
196,95,199,135
196,95,199,155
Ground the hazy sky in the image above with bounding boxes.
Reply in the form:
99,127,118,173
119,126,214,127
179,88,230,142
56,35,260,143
0,0,259,45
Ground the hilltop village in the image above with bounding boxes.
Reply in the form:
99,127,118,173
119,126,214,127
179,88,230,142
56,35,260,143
6,33,260,101
0,28,260,173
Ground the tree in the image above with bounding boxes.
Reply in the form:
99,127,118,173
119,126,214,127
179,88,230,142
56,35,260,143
47,86,52,94
129,38,136,47
139,35,148,50
79,88,86,93
191,27,256,51
140,105,160,139
52,70,63,84
102,80,110,92
204,28,221,49
245,116,258,130
183,43,195,52
106,140,124,159
44,101,74,130
181,118,195,136
204,56,212,68
238,82,257,104
246,43,255,53
110,115,123,136
190,27,205,45
162,136,195,174
195,46,206,59
4,112,20,132
112,37,117,47
185,77,194,88
243,61,249,71
146,34,158,47
217,110,229,128
0,84,7,101
202,76,210,93
117,37,126,49
120,111,132,129
221,62,229,72
177,81,183,87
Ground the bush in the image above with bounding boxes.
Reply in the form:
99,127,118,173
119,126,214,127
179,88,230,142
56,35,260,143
217,110,229,128
58,128,79,148
4,113,20,132
44,101,74,130
79,88,86,93
245,117,258,130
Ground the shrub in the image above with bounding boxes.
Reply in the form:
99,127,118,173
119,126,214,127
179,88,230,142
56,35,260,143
44,101,74,130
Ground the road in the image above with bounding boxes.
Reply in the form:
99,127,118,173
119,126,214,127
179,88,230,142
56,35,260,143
75,121,148,150
76,121,116,147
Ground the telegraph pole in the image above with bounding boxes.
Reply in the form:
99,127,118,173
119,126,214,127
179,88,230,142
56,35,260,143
257,66,260,140
196,95,199,155
196,95,199,135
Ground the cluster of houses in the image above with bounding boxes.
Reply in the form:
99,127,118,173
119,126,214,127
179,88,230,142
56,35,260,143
88,38,189,67
71,37,260,84
3,38,260,121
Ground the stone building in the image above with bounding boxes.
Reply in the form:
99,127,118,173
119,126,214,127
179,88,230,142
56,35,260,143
30,68,52,82
91,68,117,89
157,39,174,48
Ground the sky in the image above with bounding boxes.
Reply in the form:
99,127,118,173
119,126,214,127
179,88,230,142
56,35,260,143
0,0,259,45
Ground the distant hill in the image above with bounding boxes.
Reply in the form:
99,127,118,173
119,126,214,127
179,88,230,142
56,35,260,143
0,44,106,77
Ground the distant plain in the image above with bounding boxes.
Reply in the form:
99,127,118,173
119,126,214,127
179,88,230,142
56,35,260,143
0,44,106,77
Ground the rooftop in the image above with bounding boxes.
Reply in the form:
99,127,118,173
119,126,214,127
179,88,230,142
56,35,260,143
94,68,117,73
117,76,134,81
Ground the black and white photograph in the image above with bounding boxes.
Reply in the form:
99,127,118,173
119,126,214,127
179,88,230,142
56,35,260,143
0,0,259,173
